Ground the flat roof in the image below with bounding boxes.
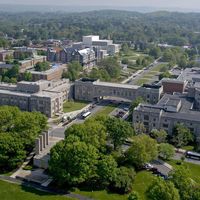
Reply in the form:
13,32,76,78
0,89,31,97
178,68,200,82
94,81,140,90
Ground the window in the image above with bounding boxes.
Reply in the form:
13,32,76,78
144,122,149,126
189,128,194,132
144,115,149,120
163,123,168,128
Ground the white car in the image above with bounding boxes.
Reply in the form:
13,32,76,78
144,163,154,170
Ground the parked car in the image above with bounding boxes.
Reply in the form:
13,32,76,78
143,163,154,170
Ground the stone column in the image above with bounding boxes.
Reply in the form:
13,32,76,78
42,132,46,148
39,135,43,152
46,131,49,146
35,138,40,155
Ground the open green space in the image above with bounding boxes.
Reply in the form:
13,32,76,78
93,104,118,117
120,50,147,61
75,171,154,200
152,63,168,72
182,145,194,151
133,171,155,200
168,160,200,185
0,180,74,200
135,78,150,86
135,63,168,86
63,100,89,113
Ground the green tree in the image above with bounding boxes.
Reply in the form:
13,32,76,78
23,71,32,81
110,167,135,194
170,167,195,200
105,117,134,150
147,178,180,200
121,43,130,54
130,97,144,115
97,155,118,187
34,61,50,72
159,71,172,80
49,135,99,186
125,134,158,168
64,61,82,81
0,133,26,172
150,129,167,143
98,57,120,79
65,119,107,150
133,122,146,135
158,143,175,160
149,47,161,59
172,124,194,148
128,191,141,200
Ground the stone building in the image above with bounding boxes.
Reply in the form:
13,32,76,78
0,79,70,117
133,92,200,137
0,50,14,62
74,78,162,104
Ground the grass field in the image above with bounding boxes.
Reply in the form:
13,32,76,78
120,50,146,61
76,171,155,200
135,63,168,86
135,78,150,86
168,160,200,185
63,101,89,113
93,104,118,117
0,180,74,200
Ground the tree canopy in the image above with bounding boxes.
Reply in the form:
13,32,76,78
125,134,158,168
147,178,180,200
0,106,47,172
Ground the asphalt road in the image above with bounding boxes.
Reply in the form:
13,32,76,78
49,100,116,138
174,152,200,165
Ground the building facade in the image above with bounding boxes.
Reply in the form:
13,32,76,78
0,79,70,117
133,92,200,137
74,78,162,104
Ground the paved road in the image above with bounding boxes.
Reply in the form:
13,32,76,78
109,102,130,118
49,100,111,138
174,152,200,165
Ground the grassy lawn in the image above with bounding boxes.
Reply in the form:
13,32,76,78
133,171,155,200
152,63,168,72
0,180,74,200
135,63,168,86
93,104,118,117
75,171,154,200
119,50,147,61
75,189,128,200
182,146,194,151
168,160,200,185
135,78,150,86
63,101,89,113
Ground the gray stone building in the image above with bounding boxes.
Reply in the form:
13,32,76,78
133,92,200,137
74,78,163,104
0,79,70,117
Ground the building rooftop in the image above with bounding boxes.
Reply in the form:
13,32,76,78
94,81,140,90
178,68,200,82
0,88,31,97
135,93,200,121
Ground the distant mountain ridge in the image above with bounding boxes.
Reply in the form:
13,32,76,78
0,4,199,13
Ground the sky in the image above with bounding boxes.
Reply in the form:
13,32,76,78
0,0,199,9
